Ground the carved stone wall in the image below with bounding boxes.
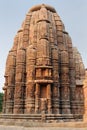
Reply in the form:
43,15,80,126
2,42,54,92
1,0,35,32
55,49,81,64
2,4,85,120
72,47,85,114
83,69,87,121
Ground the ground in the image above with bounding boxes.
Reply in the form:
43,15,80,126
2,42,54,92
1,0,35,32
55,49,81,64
0,125,87,130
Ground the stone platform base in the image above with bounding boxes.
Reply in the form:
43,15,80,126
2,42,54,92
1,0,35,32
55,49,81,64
0,114,83,123
0,122,87,129
0,114,86,128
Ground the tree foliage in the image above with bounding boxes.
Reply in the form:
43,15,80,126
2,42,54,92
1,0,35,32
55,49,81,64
0,92,4,112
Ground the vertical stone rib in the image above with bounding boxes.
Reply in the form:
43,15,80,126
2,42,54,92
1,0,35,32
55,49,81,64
35,83,40,113
4,51,16,113
3,54,9,113
48,11,60,114
63,33,76,114
25,46,36,113
60,49,71,114
47,84,52,113
68,37,76,114
35,6,53,114
51,46,60,114
14,48,26,113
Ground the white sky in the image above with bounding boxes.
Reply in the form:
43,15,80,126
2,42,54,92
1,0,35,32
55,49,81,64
0,0,87,92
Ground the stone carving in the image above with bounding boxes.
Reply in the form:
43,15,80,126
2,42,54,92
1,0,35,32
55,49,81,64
83,69,87,121
2,4,85,121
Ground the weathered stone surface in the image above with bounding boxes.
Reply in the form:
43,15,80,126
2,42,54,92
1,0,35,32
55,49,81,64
2,4,85,122
0,125,87,130
83,69,87,121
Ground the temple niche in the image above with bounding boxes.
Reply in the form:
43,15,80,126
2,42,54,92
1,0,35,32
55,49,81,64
2,4,85,121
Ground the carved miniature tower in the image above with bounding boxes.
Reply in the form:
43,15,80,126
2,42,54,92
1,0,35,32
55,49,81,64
3,4,85,121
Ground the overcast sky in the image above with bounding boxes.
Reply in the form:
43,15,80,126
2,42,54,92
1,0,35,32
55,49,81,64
0,0,87,92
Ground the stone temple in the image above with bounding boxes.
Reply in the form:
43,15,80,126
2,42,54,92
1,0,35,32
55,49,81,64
2,4,86,122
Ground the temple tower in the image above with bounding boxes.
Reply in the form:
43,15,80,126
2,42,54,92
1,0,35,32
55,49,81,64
2,4,85,121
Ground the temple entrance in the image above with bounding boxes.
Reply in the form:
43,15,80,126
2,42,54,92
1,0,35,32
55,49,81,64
40,84,47,98
40,84,47,114
35,83,52,114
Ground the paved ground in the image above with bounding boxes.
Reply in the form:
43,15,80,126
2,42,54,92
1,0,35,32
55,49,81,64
0,125,87,130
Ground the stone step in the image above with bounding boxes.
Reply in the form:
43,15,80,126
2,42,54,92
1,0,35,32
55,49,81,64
0,125,87,130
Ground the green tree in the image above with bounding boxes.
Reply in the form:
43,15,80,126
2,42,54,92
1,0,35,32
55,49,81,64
0,92,4,112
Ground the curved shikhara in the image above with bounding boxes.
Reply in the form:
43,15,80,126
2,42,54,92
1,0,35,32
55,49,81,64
3,4,85,119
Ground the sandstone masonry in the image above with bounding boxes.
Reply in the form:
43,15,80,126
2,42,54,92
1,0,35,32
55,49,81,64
2,4,85,122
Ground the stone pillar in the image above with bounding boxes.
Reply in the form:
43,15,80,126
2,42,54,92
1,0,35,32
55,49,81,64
25,82,35,113
41,98,47,114
3,72,8,113
54,13,65,114
47,84,52,113
64,33,76,114
51,46,60,114
5,51,16,114
49,13,61,114
52,83,60,114
60,49,71,114
68,37,76,115
25,45,36,113
14,48,26,114
2,86,7,113
35,83,40,113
